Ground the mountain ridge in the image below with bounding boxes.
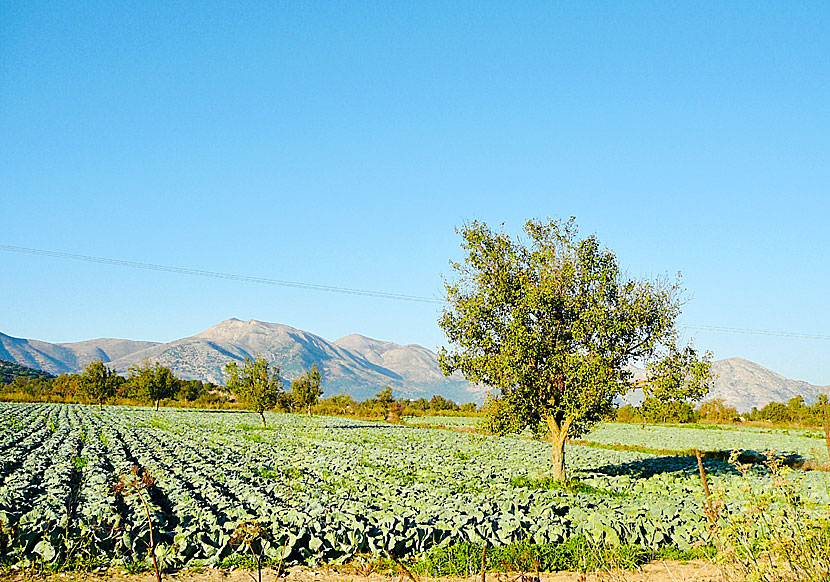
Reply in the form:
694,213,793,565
1,320,827,409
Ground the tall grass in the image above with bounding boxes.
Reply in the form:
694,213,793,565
716,454,830,581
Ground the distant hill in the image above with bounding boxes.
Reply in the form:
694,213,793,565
708,357,830,412
0,332,158,376
2,321,826,410
0,320,488,403
622,357,830,413
0,359,55,384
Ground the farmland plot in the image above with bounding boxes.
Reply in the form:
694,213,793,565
0,403,828,571
585,422,830,463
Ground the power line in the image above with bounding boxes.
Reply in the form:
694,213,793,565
2,244,828,341
682,324,830,341
0,244,445,305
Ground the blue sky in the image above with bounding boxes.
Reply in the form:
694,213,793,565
2,2,828,384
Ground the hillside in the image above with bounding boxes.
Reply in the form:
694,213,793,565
0,332,158,376
708,357,830,412
2,321,826,409
0,359,55,384
0,320,488,403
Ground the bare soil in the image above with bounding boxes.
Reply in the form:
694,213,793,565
1,560,723,582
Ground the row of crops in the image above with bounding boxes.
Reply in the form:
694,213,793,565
1,403,828,571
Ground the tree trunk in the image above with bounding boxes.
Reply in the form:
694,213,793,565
550,430,568,481
259,411,266,428
155,400,160,411
546,416,571,482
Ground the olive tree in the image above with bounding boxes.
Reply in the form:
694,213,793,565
438,218,711,480
128,361,180,410
81,360,120,410
291,364,323,416
224,356,284,427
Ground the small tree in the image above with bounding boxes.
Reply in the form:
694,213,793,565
128,362,180,410
439,218,711,480
81,360,119,410
697,398,738,424
224,357,284,427
52,374,81,402
291,364,323,416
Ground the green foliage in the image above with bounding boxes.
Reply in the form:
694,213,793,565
128,361,180,410
224,356,285,427
639,397,697,424
428,394,459,411
696,398,739,424
411,537,654,577
509,476,628,498
717,455,830,581
122,557,150,574
3,402,829,573
0,360,54,384
439,218,711,479
291,364,323,415
80,360,120,409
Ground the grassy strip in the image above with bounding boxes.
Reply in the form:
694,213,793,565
408,538,715,577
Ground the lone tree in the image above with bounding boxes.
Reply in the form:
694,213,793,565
291,364,323,416
224,356,284,427
128,361,180,410
81,360,120,410
438,218,711,481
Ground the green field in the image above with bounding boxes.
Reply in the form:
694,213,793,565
1,403,828,571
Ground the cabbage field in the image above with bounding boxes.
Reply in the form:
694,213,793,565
1,403,828,571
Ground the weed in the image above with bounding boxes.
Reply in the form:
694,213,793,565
410,537,658,577
229,520,270,582
114,466,162,582
219,554,258,570
716,453,830,581
122,557,149,574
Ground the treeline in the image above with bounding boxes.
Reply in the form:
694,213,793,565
314,389,477,420
0,359,477,417
617,394,830,428
0,360,228,408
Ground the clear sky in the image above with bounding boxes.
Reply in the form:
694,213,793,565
2,2,828,385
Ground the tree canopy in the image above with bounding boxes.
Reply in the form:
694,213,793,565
224,357,284,427
128,361,180,410
438,218,712,480
291,364,323,415
80,360,120,410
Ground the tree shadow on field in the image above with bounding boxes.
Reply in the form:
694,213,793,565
592,449,808,479
592,454,738,479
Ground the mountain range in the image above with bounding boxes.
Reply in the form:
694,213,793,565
0,319,488,403
1,318,827,409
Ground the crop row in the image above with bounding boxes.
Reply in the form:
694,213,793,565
0,403,828,570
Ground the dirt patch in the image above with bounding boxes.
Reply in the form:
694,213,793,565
1,560,723,582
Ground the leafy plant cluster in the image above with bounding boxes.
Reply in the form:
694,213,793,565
2,402,828,575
